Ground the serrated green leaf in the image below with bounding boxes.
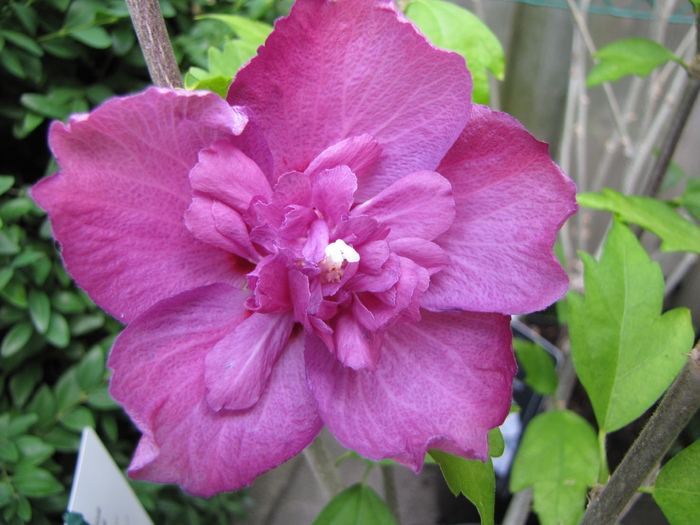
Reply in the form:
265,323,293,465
45,311,70,348
513,339,558,396
27,289,51,334
187,76,232,98
510,410,599,525
429,450,495,525
311,483,397,525
653,440,700,525
199,15,272,45
1,322,34,358
13,466,62,497
0,176,15,196
405,0,504,105
15,435,54,466
209,39,258,77
587,38,682,87
680,177,700,223
60,406,95,432
569,221,692,433
578,189,700,253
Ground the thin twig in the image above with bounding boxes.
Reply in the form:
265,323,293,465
580,346,700,525
125,0,183,88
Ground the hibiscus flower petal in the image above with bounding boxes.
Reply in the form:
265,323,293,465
305,134,383,183
423,104,578,314
305,309,515,469
109,284,322,497
227,0,471,198
31,88,248,323
189,140,272,214
204,312,295,411
352,171,455,241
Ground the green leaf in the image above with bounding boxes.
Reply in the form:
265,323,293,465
0,48,26,79
680,177,700,223
27,385,57,429
70,26,112,49
488,427,505,458
55,368,83,411
45,312,70,348
69,313,104,335
13,466,62,497
587,38,683,87
27,289,51,334
0,228,21,255
578,189,700,253
0,441,19,462
60,406,95,432
405,0,504,105
0,481,12,507
76,346,105,390
42,425,80,451
568,221,692,433
1,322,34,358
0,267,14,290
199,15,273,45
9,365,42,408
0,30,43,56
7,414,38,438
0,176,15,196
86,385,119,410
51,290,87,314
0,197,35,222
513,339,558,396
208,39,258,77
429,450,495,525
510,410,599,525
311,484,397,525
653,440,700,525
15,435,54,466
16,495,30,521
186,75,232,98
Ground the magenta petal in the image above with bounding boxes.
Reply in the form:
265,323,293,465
305,134,383,184
389,238,449,276
228,0,471,198
189,140,272,214
246,255,292,313
333,311,382,371
311,166,357,228
32,88,247,323
205,312,294,411
185,196,260,261
306,310,515,468
109,284,322,497
424,105,578,314
352,171,455,241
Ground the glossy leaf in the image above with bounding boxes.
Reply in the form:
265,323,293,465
45,311,70,348
28,289,51,334
652,440,700,525
587,38,682,87
311,484,397,525
513,339,557,396
569,221,692,433
1,322,33,358
13,466,62,497
15,435,55,466
60,406,95,432
429,450,495,525
510,410,599,525
578,189,700,253
76,346,105,390
405,0,504,104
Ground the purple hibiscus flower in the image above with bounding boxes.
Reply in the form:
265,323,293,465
32,0,576,496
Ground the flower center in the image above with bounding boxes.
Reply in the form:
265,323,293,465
319,239,360,283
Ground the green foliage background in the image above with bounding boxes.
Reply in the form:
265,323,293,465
0,1,291,523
